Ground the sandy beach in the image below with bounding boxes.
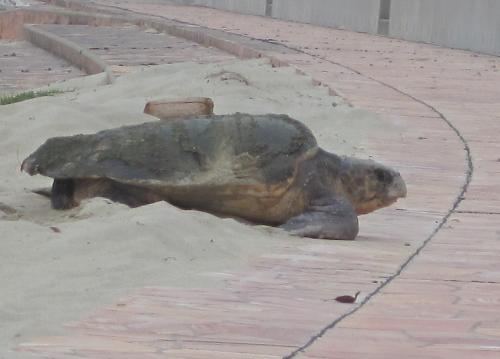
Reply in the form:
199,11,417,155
0,59,392,358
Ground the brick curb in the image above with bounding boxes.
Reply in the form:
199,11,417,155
23,23,114,83
40,0,342,97
1,4,338,96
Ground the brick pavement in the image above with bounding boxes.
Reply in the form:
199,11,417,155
0,40,84,94
16,1,500,358
34,23,234,74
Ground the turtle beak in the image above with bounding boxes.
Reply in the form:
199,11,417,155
21,157,39,175
388,173,407,200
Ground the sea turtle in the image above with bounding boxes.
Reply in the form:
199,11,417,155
21,112,406,240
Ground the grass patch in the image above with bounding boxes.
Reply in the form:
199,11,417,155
0,89,64,105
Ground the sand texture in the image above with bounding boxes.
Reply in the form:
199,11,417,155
0,59,391,358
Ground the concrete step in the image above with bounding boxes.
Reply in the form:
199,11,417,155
34,24,235,74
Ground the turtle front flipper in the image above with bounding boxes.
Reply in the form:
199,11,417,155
280,197,359,240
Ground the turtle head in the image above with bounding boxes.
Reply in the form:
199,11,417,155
21,135,87,177
21,155,40,175
21,137,65,176
339,157,407,214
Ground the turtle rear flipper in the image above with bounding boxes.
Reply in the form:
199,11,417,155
280,197,359,240
36,179,160,210
32,187,52,198
51,179,77,210
32,182,76,209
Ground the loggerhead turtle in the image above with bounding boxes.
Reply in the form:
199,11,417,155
21,113,406,240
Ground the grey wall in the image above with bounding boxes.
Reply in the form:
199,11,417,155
390,0,500,55
172,0,500,56
272,0,381,34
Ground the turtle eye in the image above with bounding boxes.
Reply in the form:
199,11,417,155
375,169,392,184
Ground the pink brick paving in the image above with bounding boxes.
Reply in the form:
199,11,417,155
0,40,84,94
17,1,500,358
34,23,234,74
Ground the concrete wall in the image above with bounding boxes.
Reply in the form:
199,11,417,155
177,0,382,34
390,0,500,55
272,0,381,34
172,0,500,56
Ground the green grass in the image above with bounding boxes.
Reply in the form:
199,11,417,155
0,89,64,105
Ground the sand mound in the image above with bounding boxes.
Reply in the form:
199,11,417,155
0,59,391,357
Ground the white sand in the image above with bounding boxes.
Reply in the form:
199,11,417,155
0,59,391,357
